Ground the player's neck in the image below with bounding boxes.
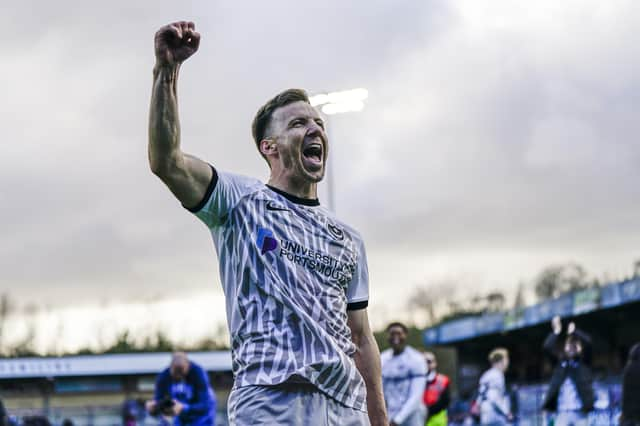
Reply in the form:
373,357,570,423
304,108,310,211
267,176,318,201
392,346,406,356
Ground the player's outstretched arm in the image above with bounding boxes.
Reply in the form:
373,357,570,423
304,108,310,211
149,21,212,208
347,309,388,426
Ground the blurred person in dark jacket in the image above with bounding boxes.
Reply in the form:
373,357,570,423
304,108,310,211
621,343,640,426
542,316,594,426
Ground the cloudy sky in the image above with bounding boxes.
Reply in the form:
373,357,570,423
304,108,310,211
1,0,639,352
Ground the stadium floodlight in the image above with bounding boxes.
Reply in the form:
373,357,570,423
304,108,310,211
309,88,369,211
309,88,369,115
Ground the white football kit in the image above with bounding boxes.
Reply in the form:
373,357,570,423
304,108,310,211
190,168,370,412
381,346,427,425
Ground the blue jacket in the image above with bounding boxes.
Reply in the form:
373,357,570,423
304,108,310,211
154,361,216,426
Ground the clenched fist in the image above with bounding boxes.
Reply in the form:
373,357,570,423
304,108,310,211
154,21,200,67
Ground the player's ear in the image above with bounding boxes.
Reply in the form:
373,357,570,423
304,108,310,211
259,138,278,157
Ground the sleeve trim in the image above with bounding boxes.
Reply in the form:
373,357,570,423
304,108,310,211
185,165,218,213
347,300,368,311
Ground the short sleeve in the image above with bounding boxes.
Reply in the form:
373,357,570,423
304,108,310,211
346,237,369,310
186,166,262,228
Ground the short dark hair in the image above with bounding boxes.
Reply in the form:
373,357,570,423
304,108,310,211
386,322,408,333
251,88,310,159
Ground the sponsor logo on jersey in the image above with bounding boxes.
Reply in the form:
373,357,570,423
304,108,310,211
256,227,278,254
255,227,355,284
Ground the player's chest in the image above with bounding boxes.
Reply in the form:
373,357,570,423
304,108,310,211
384,358,412,379
236,200,358,284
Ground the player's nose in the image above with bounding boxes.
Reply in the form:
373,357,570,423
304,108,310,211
306,121,325,139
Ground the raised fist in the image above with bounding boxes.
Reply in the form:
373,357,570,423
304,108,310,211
154,21,200,66
567,322,576,335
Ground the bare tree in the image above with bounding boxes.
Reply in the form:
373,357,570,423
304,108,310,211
534,262,589,301
513,281,526,309
0,294,16,355
634,259,640,278
406,280,454,326
486,292,506,312
406,287,431,325
10,323,37,357
469,295,483,312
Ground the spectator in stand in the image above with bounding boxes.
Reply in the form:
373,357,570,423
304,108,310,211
146,352,216,426
621,343,640,426
542,316,594,426
381,322,428,426
478,348,513,425
423,352,450,426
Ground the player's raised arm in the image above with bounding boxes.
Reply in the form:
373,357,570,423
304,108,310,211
149,21,212,209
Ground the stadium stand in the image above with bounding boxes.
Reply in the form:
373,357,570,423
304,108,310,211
0,351,232,425
423,277,640,424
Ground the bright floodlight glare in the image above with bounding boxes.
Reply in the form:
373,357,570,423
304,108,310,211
309,93,330,107
309,88,369,113
322,100,365,115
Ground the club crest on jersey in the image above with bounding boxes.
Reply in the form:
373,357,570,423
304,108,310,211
327,222,344,241
256,227,278,254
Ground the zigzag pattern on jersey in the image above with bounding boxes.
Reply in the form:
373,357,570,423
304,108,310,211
210,185,367,411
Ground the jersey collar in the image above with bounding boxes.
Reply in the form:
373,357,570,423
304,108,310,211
266,185,320,206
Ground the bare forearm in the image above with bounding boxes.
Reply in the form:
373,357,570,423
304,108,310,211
149,64,183,175
355,333,387,425
148,22,211,207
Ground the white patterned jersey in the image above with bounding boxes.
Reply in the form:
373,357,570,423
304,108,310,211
381,346,428,424
188,168,369,411
478,367,510,424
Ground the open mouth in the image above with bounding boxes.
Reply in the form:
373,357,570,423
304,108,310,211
302,143,324,166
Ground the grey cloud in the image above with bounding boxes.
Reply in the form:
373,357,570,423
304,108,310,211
1,1,639,317
329,3,640,255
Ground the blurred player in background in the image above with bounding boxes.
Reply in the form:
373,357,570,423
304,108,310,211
145,352,216,426
542,316,594,426
477,348,513,425
149,21,386,425
381,322,428,426
423,352,450,426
